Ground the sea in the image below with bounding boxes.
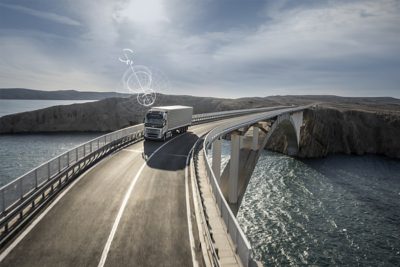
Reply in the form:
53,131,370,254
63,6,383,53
211,141,400,266
1,101,400,266
0,100,102,185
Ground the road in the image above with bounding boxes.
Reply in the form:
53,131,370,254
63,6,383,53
0,119,234,267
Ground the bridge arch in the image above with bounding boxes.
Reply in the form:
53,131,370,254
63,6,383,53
261,111,303,156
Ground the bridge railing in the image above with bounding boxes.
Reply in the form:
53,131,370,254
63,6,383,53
192,106,282,125
203,130,253,267
0,124,144,216
202,106,308,267
0,106,285,220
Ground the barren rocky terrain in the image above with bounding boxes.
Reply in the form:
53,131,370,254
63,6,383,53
266,106,400,158
1,93,399,158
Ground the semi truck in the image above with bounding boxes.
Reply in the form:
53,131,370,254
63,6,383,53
144,105,193,141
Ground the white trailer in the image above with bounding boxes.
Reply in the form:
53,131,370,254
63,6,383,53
144,105,193,141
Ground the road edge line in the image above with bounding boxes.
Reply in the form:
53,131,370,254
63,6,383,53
0,151,121,262
97,133,186,267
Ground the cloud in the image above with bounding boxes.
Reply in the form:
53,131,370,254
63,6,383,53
0,3,81,26
0,0,399,98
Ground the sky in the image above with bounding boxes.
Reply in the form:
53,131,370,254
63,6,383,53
0,0,399,98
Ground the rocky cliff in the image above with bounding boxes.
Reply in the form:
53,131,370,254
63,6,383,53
266,107,400,159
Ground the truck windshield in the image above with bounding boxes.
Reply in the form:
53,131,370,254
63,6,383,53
146,113,164,127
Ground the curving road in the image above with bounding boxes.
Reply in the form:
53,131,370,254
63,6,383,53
0,118,239,267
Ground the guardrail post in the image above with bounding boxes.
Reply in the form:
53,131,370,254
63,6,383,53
97,139,100,149
76,148,78,161
67,152,70,167
83,145,86,157
90,142,93,153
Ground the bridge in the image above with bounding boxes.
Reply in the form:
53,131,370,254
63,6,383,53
0,105,307,267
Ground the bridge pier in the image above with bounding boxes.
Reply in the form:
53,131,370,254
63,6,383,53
252,126,259,150
215,111,304,212
211,138,222,183
229,132,241,204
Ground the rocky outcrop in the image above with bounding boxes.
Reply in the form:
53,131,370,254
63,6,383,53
266,107,400,159
1,93,399,142
0,94,279,133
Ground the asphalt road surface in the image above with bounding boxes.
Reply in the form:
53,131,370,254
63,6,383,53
0,119,235,267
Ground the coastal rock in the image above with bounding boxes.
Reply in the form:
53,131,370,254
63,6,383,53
0,94,278,133
266,107,400,159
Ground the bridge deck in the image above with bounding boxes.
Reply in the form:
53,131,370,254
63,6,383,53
0,119,242,267
195,150,242,266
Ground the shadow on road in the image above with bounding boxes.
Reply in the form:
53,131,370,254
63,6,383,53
142,131,199,171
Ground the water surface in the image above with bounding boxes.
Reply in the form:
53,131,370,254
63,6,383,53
237,150,400,266
0,133,103,186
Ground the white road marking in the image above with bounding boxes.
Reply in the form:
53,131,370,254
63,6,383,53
0,121,219,265
0,152,121,263
97,133,187,267
99,125,212,267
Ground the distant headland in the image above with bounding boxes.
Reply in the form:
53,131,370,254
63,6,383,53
0,89,399,159
0,88,130,100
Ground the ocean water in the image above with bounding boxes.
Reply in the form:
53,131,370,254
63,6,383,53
236,150,400,266
0,100,103,186
0,99,96,117
0,133,103,186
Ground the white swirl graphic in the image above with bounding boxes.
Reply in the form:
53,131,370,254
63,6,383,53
118,48,168,107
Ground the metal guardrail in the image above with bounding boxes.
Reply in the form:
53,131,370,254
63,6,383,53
203,132,253,267
0,106,279,217
192,107,284,125
202,106,308,267
0,106,287,246
0,124,144,216
0,123,145,247
188,136,220,267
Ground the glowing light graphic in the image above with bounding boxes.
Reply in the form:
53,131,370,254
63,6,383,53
118,48,168,106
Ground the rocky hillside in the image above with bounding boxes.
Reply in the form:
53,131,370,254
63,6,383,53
0,94,279,133
1,92,399,153
266,106,400,159
0,88,129,100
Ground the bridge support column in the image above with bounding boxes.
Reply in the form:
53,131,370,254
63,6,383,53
252,126,259,150
229,132,240,204
290,111,304,146
212,138,222,183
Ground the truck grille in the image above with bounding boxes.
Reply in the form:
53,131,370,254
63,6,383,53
146,128,160,138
